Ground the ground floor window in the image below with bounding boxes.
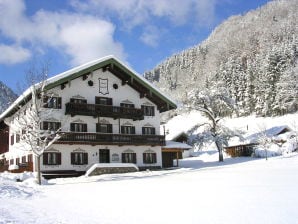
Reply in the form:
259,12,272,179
71,152,88,165
143,152,157,164
43,152,61,165
122,152,137,164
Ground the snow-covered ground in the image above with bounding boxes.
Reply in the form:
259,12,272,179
1,151,298,224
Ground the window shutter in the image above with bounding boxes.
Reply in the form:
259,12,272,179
57,122,61,130
152,107,155,116
121,153,125,163
43,153,48,165
142,127,145,135
83,153,88,164
132,153,137,164
153,153,157,163
70,123,75,132
71,153,75,165
96,123,100,132
82,99,87,104
70,98,75,103
143,153,146,163
43,96,48,108
132,126,135,135
57,153,61,165
107,98,113,105
107,124,112,133
121,126,124,134
43,122,48,130
83,124,87,132
58,97,62,109
152,128,156,135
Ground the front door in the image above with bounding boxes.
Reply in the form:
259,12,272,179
99,149,110,163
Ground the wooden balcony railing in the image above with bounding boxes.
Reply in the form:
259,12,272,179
57,132,165,146
65,103,144,120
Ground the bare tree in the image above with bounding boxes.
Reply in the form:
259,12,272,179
5,66,63,184
187,87,235,162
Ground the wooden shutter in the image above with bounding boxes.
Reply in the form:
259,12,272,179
70,123,75,132
58,97,62,109
82,99,87,104
151,107,155,116
43,153,48,165
43,96,49,108
152,128,155,135
121,153,126,163
96,123,100,132
131,126,135,134
71,153,75,165
83,124,87,132
57,153,61,165
153,153,157,163
107,124,112,133
142,127,145,135
121,126,125,134
132,153,137,164
83,153,88,164
143,153,146,163
57,122,61,130
107,98,113,105
43,122,48,130
70,98,75,103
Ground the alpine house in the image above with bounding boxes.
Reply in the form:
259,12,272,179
0,56,177,177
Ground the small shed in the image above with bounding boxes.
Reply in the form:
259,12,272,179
162,141,192,168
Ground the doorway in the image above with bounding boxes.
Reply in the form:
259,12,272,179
99,149,110,163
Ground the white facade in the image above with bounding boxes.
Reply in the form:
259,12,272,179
1,56,176,174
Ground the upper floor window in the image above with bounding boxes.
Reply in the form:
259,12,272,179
95,97,112,105
121,125,135,135
10,134,14,145
71,152,88,165
43,96,62,109
96,123,112,133
16,134,20,143
142,127,156,135
141,105,155,116
70,123,87,132
70,98,87,104
42,121,61,131
43,152,61,165
120,103,135,108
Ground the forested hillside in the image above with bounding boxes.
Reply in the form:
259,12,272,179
0,81,17,113
145,0,298,116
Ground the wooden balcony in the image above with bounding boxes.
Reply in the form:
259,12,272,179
57,132,165,146
65,102,144,120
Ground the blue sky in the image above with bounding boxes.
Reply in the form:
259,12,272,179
0,0,271,93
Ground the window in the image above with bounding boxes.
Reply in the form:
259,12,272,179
70,98,87,104
43,96,62,109
10,134,14,145
42,121,61,131
71,152,88,165
21,156,26,163
99,78,109,95
28,154,33,163
95,97,112,105
43,152,61,165
142,127,155,135
70,123,87,132
10,159,14,165
16,158,20,165
141,105,155,116
143,152,157,164
122,152,137,164
120,103,135,108
96,124,112,133
121,126,135,134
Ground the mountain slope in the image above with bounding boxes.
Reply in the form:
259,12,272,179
145,0,298,116
0,81,17,114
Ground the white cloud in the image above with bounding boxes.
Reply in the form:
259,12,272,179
0,44,31,64
140,26,161,47
0,0,126,66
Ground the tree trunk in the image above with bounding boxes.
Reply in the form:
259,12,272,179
216,140,224,162
37,155,42,185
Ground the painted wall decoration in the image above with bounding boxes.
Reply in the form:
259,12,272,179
99,78,109,95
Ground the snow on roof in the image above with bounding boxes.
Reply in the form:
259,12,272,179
0,55,176,120
246,125,292,143
162,140,192,149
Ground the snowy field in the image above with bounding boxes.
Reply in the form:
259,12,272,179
1,151,298,224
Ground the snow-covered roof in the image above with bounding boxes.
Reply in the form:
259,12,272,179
0,55,177,120
162,141,192,149
246,125,292,143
